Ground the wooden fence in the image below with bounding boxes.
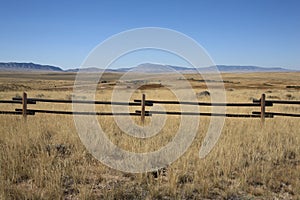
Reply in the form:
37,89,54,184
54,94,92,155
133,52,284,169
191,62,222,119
1,92,300,125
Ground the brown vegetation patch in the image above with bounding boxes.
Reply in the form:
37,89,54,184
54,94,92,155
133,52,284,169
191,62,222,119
286,85,300,89
0,84,32,91
138,83,164,90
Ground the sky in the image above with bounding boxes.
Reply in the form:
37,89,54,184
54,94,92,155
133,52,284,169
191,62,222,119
0,0,299,70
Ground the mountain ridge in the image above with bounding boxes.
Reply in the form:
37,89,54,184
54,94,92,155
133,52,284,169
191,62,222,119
0,62,297,73
0,62,63,72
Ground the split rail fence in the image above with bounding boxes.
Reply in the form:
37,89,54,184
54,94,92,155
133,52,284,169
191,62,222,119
0,92,300,125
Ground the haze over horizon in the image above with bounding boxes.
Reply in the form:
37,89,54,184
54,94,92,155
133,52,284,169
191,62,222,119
0,0,299,70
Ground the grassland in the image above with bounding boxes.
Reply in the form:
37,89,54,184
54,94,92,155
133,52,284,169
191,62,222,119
0,72,299,199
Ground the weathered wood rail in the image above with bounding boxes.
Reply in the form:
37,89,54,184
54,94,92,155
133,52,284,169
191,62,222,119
0,93,300,125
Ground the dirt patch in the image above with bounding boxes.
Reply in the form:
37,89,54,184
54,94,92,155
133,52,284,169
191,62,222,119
138,83,164,90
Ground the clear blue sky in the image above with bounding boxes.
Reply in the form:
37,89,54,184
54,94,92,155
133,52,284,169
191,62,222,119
0,0,299,70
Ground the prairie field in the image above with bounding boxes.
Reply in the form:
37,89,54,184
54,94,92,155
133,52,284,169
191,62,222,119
0,72,299,199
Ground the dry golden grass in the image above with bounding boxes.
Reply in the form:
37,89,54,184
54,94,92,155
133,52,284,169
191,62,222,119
0,72,299,199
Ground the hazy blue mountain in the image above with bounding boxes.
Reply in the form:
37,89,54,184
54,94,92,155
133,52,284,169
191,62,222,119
212,65,291,72
65,67,107,72
114,63,292,73
0,62,295,73
118,63,197,73
0,62,63,71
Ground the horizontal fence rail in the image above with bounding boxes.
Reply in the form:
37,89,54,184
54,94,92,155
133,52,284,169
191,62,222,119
0,93,299,125
252,111,300,117
134,99,273,107
253,99,300,105
0,100,36,104
0,111,34,115
14,108,151,116
135,110,274,118
12,97,152,106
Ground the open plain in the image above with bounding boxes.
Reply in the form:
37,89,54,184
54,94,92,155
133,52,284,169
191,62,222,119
0,72,299,199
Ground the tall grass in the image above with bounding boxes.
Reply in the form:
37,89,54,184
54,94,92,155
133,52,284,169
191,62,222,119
0,92,299,199
0,72,299,199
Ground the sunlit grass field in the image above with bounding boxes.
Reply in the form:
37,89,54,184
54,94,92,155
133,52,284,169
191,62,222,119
0,72,299,199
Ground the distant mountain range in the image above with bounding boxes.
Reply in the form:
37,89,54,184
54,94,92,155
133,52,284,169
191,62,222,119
0,62,63,72
0,62,297,73
117,63,294,73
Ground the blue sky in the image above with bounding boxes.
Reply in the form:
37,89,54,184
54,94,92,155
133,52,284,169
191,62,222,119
0,0,299,70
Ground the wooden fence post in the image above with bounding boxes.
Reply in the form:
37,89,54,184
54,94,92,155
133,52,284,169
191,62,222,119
260,93,266,125
141,94,146,124
22,92,27,119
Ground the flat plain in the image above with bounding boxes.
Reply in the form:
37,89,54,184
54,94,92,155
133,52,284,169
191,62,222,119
0,71,299,199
